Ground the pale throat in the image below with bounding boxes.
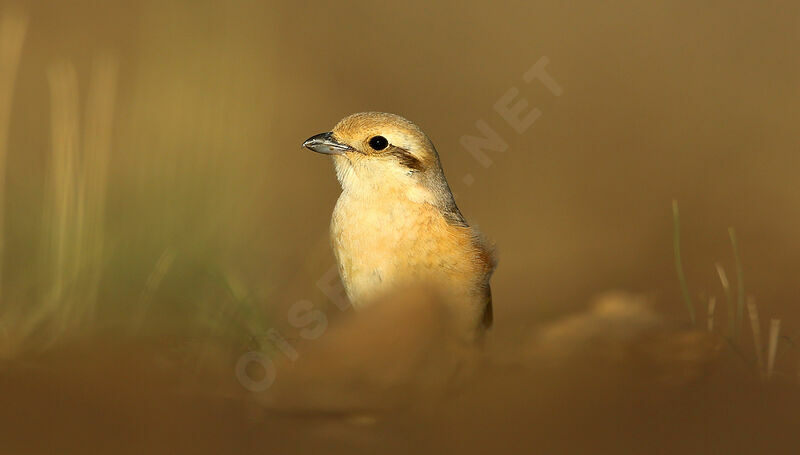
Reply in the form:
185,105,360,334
332,155,434,206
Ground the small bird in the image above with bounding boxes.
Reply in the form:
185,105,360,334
303,112,495,341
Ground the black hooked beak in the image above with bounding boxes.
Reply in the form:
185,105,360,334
302,132,353,155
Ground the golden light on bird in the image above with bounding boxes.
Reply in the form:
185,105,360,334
303,113,495,342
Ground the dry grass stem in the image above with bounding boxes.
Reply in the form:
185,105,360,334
746,299,764,378
14,55,118,352
715,263,735,338
728,228,745,337
134,247,178,331
766,318,780,380
707,296,716,332
0,9,28,299
671,200,695,324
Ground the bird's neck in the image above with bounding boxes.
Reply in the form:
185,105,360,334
333,156,436,205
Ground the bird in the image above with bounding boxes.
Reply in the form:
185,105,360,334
302,112,496,342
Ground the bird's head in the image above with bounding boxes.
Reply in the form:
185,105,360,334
302,112,447,194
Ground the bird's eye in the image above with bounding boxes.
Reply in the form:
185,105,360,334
368,135,389,151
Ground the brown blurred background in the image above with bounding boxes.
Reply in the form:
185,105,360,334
3,0,798,340
0,0,799,453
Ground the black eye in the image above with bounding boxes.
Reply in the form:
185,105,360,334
368,135,389,150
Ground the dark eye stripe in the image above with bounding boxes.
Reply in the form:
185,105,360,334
389,146,424,171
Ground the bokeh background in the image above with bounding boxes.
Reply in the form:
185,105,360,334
0,0,798,453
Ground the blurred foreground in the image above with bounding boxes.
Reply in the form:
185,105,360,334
2,290,799,454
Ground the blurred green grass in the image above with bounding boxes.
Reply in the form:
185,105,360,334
0,3,291,355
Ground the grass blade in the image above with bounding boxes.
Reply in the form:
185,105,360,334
767,318,780,380
672,200,695,324
746,299,764,379
728,228,745,338
707,296,716,332
715,263,735,339
0,9,28,300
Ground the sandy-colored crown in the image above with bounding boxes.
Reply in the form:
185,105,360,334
331,112,437,161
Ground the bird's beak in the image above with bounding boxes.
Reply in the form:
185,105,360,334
302,132,353,155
